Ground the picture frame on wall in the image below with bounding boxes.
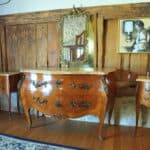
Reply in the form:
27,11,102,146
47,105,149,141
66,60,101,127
119,18,150,53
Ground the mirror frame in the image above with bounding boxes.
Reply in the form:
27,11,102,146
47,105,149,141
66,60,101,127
60,9,94,68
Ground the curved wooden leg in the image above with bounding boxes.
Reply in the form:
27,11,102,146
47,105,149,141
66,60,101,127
36,110,39,118
24,108,32,128
7,93,11,119
98,104,107,141
108,96,115,124
135,105,140,136
17,92,20,114
98,115,105,141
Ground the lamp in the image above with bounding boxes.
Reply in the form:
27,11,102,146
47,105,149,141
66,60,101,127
123,20,134,42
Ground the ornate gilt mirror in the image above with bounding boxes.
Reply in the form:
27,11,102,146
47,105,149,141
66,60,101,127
60,8,94,68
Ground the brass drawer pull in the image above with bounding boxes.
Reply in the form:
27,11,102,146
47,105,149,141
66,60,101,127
79,83,91,90
55,100,63,108
70,100,92,108
33,96,48,104
69,83,77,89
79,101,91,108
70,101,78,107
32,81,49,88
69,82,92,90
55,79,63,88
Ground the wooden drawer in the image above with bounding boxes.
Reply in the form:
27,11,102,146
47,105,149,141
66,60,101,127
23,91,98,116
59,94,98,115
24,74,102,95
0,76,7,94
60,75,102,94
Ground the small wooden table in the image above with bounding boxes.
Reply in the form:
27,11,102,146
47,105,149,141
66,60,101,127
0,72,22,117
136,76,150,131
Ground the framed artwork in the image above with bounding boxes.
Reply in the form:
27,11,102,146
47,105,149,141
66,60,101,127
119,18,150,53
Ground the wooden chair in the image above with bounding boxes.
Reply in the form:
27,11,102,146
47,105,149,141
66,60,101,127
105,69,137,124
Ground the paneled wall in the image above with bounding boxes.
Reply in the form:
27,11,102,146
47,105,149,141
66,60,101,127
4,22,60,71
0,3,150,74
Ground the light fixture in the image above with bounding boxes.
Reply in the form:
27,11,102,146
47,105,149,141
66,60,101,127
123,20,134,42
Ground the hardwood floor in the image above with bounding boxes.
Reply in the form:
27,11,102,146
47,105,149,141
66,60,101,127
0,111,150,150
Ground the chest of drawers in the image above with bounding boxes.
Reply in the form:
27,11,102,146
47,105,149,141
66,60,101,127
20,68,112,140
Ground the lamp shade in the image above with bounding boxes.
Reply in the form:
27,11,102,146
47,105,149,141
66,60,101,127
123,21,134,33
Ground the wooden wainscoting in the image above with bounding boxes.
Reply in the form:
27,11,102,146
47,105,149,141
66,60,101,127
0,3,150,74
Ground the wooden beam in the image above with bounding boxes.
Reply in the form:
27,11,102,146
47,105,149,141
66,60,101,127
0,3,149,25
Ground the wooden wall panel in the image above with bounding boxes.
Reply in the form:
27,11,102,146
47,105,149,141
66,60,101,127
47,22,60,67
20,24,36,69
0,25,6,71
104,19,121,69
130,54,148,75
0,26,4,71
0,3,149,25
0,3,149,74
6,24,36,71
6,25,18,71
121,54,130,70
0,26,3,71
97,15,104,68
36,23,48,67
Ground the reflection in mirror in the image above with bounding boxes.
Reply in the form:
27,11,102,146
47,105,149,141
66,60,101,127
60,10,94,68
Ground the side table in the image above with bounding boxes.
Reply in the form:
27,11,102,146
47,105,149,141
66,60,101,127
0,72,22,117
136,76,150,133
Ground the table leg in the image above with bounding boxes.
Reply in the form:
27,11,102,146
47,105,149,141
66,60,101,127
7,93,11,119
17,92,20,114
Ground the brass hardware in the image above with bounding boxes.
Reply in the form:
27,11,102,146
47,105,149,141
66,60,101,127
70,100,92,108
69,83,77,89
70,101,78,107
55,101,63,108
55,79,63,88
79,83,91,90
79,101,91,108
33,96,48,105
69,82,91,90
32,81,49,88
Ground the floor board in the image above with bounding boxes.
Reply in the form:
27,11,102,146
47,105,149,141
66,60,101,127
0,111,150,150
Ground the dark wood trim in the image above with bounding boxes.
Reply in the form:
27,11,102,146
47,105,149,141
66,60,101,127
4,25,9,71
0,3,149,25
0,32,3,71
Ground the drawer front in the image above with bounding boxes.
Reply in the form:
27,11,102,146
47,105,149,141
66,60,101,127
61,75,102,94
0,76,7,94
57,94,98,115
22,90,98,116
23,74,102,94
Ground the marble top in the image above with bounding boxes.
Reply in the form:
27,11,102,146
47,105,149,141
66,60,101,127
0,72,20,76
136,76,150,82
20,67,115,75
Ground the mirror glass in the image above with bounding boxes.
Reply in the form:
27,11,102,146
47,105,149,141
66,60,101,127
60,12,94,68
